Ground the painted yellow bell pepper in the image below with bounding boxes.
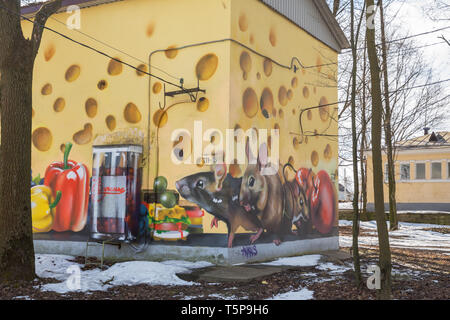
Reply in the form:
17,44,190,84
31,186,61,233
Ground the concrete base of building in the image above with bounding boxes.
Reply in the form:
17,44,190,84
33,236,339,266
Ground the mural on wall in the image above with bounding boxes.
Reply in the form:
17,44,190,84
27,0,339,248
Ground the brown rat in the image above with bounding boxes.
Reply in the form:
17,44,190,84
175,163,263,248
239,140,290,245
282,163,312,235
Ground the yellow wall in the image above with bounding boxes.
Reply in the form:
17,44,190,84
366,149,450,204
23,0,339,234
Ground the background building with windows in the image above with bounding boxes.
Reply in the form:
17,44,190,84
366,131,450,212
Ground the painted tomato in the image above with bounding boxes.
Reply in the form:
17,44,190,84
310,170,336,234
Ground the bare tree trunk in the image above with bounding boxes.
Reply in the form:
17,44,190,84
360,39,368,221
350,0,364,285
365,0,392,299
333,0,341,16
379,0,398,231
0,0,61,283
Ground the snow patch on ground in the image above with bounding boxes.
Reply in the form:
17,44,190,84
35,254,212,294
266,288,314,300
339,221,450,252
316,262,350,274
261,254,322,267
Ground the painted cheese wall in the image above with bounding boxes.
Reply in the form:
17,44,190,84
23,0,339,239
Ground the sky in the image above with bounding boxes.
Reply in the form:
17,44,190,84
339,0,450,189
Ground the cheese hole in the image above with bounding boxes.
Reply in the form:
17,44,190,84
85,98,98,118
260,88,274,119
291,77,298,88
106,115,116,131
293,137,299,150
324,144,332,160
60,144,65,153
153,82,162,94
269,27,277,47
32,127,52,151
279,109,284,119
256,72,261,80
53,98,65,112
250,34,255,44
165,45,178,59
307,110,313,120
311,151,319,167
287,89,293,100
136,64,148,76
97,80,108,90
243,87,258,118
316,56,323,73
73,124,93,145
240,51,252,74
263,58,272,77
146,22,155,37
65,65,80,82
278,86,288,106
124,103,142,123
303,86,310,98
41,83,52,95
153,109,168,128
44,44,55,62
239,13,248,32
319,96,329,122
107,58,122,76
197,97,209,112
196,53,219,81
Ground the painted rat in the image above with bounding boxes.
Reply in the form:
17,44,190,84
175,163,264,248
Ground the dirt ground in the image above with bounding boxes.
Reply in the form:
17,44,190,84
1,225,449,300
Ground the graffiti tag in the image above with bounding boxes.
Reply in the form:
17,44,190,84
241,245,258,259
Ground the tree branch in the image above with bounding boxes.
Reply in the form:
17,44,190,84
31,0,61,57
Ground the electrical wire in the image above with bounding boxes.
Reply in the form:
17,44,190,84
341,25,450,53
46,15,182,81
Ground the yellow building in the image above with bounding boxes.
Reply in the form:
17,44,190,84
366,131,450,212
21,0,349,258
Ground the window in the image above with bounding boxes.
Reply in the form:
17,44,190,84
431,162,442,179
415,163,426,180
400,164,410,181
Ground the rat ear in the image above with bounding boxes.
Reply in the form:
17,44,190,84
213,163,227,191
245,135,257,164
257,142,269,170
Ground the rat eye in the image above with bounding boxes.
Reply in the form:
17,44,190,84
300,198,304,206
248,176,255,187
196,180,205,189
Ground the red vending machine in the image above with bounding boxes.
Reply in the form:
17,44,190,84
90,144,143,242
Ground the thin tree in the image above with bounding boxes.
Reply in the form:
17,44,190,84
0,0,61,282
333,0,341,16
379,0,398,231
350,0,365,285
365,0,392,299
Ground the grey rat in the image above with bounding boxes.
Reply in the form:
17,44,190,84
175,163,264,248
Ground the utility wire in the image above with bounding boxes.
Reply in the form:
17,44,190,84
16,5,339,74
342,25,450,53
46,16,182,81
0,4,186,90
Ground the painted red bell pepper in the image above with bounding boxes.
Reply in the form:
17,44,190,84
44,142,90,232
